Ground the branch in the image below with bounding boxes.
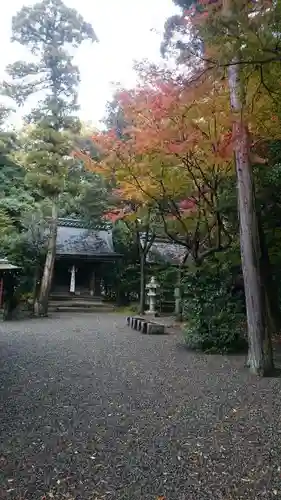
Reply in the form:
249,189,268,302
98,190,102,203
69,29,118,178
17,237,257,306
160,211,191,250
196,237,232,265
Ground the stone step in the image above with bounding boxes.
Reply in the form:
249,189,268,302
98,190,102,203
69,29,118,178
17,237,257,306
49,299,115,313
49,305,115,313
50,294,102,302
50,300,106,308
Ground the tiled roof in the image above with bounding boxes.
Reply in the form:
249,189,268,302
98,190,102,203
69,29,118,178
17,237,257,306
56,224,116,257
56,220,188,262
57,218,109,229
0,258,20,270
140,236,189,265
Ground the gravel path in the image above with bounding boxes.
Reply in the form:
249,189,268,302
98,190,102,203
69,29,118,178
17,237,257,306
0,313,280,500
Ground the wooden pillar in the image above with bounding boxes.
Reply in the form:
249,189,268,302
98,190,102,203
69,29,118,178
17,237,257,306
89,270,95,296
95,275,101,297
69,265,76,294
0,277,3,307
89,265,102,297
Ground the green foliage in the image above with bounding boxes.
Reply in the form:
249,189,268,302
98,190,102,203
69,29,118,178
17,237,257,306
102,221,140,304
0,157,24,192
0,208,15,239
0,129,110,297
18,125,75,199
103,219,182,312
57,171,109,222
0,158,30,227
2,208,48,293
68,134,111,222
2,0,98,205
182,256,247,353
172,0,192,7
0,105,17,155
156,265,178,313
103,97,128,139
253,143,281,307
0,0,100,312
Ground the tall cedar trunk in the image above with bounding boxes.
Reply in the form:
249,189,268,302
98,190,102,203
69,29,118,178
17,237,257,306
228,63,273,375
38,202,58,316
139,252,146,315
258,214,281,336
32,264,41,315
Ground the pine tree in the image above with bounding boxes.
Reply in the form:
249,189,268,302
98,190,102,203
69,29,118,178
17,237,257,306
2,0,98,315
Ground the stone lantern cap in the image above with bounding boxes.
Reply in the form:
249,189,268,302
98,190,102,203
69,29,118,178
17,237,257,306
146,276,159,292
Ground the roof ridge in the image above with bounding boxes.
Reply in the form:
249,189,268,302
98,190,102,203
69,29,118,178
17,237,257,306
57,218,109,230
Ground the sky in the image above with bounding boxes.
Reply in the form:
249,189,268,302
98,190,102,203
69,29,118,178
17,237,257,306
0,0,178,128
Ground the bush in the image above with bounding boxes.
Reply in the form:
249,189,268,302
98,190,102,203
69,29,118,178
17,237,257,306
154,265,178,313
182,258,247,353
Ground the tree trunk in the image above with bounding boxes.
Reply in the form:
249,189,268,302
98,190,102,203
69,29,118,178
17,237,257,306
258,214,281,336
139,252,146,315
175,264,183,321
38,202,58,316
228,62,273,375
32,264,41,316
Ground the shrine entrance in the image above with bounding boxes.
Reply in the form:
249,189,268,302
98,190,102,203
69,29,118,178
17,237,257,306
52,259,103,298
51,219,123,301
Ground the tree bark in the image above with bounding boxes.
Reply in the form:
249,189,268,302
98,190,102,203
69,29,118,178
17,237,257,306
228,62,273,375
32,264,41,316
38,202,58,316
258,214,281,336
139,252,146,315
136,221,155,316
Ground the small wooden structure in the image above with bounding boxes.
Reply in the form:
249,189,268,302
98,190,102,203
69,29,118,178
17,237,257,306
52,219,122,299
0,258,20,318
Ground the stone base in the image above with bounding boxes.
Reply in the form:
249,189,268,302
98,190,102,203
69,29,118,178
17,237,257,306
146,322,164,334
145,311,160,318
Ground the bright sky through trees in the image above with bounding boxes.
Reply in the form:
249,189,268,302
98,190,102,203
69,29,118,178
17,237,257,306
0,0,178,127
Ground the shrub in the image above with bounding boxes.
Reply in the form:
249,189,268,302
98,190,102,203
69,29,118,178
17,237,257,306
182,258,247,353
155,265,178,313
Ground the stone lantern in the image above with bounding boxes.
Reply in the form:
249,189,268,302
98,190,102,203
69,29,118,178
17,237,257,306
146,276,159,315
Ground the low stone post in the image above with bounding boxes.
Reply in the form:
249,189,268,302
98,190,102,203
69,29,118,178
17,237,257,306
174,286,181,319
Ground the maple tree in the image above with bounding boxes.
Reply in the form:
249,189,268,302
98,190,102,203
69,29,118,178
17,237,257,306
164,0,281,375
86,53,280,372
88,69,236,268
